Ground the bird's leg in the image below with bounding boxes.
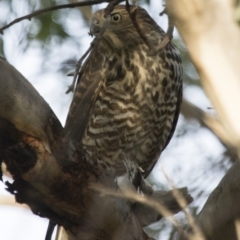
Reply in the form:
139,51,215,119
116,154,193,227
125,3,174,56
104,0,124,17
116,153,153,197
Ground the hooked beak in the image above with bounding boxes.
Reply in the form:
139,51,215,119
89,18,101,36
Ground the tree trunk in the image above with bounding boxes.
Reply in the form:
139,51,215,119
166,0,240,156
165,0,240,239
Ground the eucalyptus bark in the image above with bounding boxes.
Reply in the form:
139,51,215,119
165,0,240,239
166,0,240,156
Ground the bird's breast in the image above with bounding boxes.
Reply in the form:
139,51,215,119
82,45,182,173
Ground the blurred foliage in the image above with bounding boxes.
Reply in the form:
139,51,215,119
31,12,69,42
0,0,76,57
27,0,70,43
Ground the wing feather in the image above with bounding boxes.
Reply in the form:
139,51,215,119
162,84,183,152
64,46,104,147
144,84,182,177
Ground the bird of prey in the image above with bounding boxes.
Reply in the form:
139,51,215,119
46,5,183,240
65,4,183,177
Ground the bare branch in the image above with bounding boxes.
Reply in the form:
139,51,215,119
92,184,193,239
69,0,92,23
0,0,125,34
124,2,173,55
104,0,125,16
192,161,240,240
162,169,205,240
181,99,239,162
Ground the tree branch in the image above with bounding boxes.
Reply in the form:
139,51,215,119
0,0,125,34
181,99,239,161
189,161,240,240
0,57,192,240
166,0,240,157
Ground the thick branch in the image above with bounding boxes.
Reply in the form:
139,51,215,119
166,0,240,156
0,58,63,153
191,161,240,240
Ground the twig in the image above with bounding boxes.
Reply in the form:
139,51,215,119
160,8,167,16
162,8,174,39
125,1,173,55
104,0,125,16
66,39,96,94
162,169,206,240
91,183,191,239
55,226,64,240
125,1,149,47
0,0,116,34
148,8,174,55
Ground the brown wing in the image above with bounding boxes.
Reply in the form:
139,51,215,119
162,84,183,152
64,46,104,148
144,84,183,177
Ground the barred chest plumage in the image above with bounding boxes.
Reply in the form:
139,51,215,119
81,42,182,175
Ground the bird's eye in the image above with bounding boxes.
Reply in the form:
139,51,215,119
111,13,121,22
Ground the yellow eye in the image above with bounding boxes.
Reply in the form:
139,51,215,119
111,13,121,22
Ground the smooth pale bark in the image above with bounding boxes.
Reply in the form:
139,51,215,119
166,0,240,156
165,0,240,239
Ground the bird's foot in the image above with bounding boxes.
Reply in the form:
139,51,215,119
116,153,153,197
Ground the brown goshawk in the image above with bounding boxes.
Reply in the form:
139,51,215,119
46,6,183,239
65,5,183,178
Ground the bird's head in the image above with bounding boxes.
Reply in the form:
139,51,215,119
89,5,158,49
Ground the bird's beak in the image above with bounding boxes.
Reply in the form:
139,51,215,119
90,18,101,36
